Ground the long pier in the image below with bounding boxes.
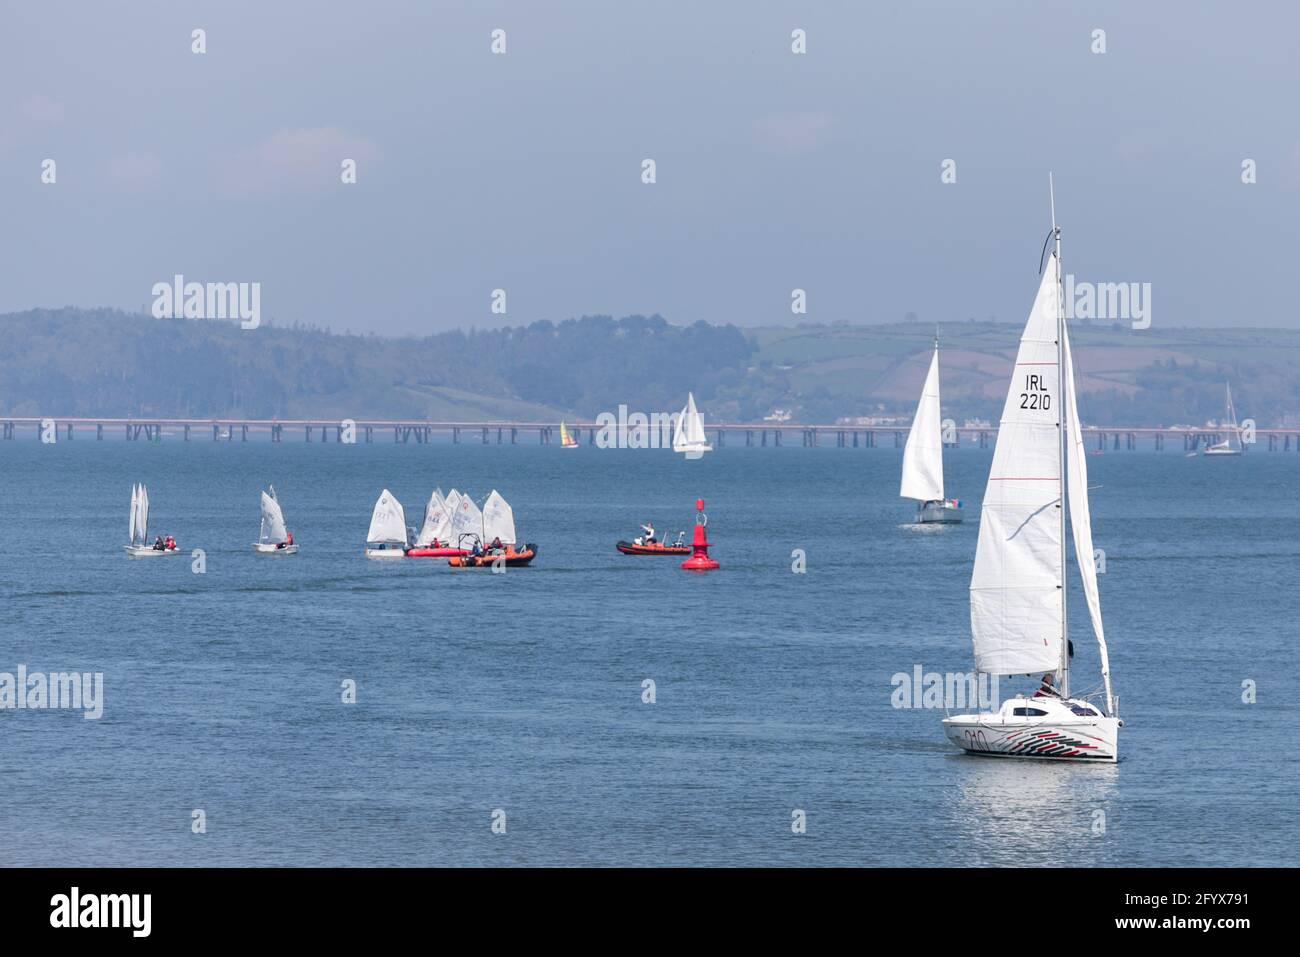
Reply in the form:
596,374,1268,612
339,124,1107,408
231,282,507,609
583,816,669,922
3,417,1300,451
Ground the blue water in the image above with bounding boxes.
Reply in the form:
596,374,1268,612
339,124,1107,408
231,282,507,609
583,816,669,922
0,437,1296,866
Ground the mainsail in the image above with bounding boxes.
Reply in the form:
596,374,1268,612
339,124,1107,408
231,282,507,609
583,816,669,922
899,344,945,502
129,484,139,544
969,254,1065,676
366,489,407,544
481,490,516,544
138,485,150,543
260,490,288,544
448,493,483,545
416,489,447,545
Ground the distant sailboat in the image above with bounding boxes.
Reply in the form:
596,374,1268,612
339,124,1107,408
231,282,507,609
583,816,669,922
900,336,962,523
560,422,578,449
253,485,297,554
672,392,712,459
1203,383,1244,456
124,483,179,556
942,183,1121,762
364,489,408,558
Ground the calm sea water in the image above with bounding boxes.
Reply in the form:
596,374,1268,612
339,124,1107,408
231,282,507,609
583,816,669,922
1,436,1296,866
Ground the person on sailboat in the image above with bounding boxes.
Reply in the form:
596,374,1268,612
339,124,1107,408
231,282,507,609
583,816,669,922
153,535,165,551
641,522,656,545
165,535,176,550
1033,673,1061,698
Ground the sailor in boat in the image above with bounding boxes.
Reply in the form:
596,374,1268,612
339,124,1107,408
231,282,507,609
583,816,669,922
1033,673,1061,698
488,536,504,554
166,535,176,550
640,522,657,545
276,530,294,550
153,535,165,550
471,540,483,558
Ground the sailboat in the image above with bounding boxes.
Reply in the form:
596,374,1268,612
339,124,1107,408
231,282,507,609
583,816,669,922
253,485,297,554
900,336,962,523
1203,383,1244,456
672,392,712,459
942,185,1121,762
406,489,472,556
124,483,179,556
560,421,579,449
364,488,408,558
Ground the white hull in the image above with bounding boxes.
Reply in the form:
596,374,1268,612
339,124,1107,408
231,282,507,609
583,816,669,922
124,545,180,557
917,500,963,524
1202,445,1242,456
942,696,1119,763
365,544,406,558
253,542,298,554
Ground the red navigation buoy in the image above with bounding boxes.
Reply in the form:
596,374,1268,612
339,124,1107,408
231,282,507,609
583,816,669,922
681,498,719,571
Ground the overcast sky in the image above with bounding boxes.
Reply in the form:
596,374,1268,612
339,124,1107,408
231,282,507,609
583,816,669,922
2,0,1296,335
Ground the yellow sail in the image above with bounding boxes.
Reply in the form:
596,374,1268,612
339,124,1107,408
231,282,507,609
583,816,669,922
560,421,577,447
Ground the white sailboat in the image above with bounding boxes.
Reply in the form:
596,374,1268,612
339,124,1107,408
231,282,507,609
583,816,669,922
364,488,408,558
1203,383,1244,456
943,185,1121,762
253,485,298,554
124,483,179,556
672,392,712,459
900,336,962,523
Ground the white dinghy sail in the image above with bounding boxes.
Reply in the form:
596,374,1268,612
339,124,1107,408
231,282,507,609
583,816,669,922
416,488,448,546
481,490,517,545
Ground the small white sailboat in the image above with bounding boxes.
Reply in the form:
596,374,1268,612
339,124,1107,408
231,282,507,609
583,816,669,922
900,336,962,523
253,485,298,554
1203,383,1244,456
364,488,408,558
672,392,712,459
124,483,179,556
943,184,1121,762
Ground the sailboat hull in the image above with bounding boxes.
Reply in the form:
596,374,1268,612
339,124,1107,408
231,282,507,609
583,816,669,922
365,544,407,558
942,699,1119,763
253,542,298,554
917,500,963,524
1202,445,1242,456
124,545,180,557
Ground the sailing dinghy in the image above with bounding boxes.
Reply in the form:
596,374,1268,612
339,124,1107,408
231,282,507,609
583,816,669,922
253,485,297,553
942,185,1122,762
560,422,579,449
672,392,712,459
900,336,962,523
124,483,179,556
1203,383,1244,456
364,489,408,558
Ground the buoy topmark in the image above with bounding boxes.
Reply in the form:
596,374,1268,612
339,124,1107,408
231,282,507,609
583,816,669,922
681,497,719,571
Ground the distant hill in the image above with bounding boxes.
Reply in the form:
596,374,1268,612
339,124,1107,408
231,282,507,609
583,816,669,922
2,308,1298,426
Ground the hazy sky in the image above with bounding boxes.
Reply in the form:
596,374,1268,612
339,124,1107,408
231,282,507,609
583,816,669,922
2,0,1296,335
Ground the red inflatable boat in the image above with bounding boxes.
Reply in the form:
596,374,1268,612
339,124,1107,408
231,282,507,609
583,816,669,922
616,540,690,556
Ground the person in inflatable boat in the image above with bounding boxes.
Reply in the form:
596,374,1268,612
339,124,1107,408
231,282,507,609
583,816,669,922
640,522,656,545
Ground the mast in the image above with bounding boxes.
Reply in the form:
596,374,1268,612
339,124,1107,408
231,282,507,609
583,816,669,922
1051,174,1069,699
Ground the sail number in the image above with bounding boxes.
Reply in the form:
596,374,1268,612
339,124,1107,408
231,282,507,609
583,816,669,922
1020,374,1051,411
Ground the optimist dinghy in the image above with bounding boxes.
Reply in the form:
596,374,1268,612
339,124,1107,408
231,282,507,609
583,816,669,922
364,489,408,558
253,485,298,554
